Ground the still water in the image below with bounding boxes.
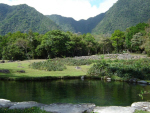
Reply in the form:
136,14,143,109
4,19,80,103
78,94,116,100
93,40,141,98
0,80,150,106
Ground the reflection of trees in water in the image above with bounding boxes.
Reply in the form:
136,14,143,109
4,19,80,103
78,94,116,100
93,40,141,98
0,80,149,106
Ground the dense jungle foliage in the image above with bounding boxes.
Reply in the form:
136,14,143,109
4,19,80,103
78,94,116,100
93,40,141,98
0,21,150,60
92,0,150,34
1,0,150,35
47,13,105,34
0,4,60,35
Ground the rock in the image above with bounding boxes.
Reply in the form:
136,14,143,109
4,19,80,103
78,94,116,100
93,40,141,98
81,76,84,80
129,78,137,83
107,78,111,80
0,60,5,63
0,69,10,73
131,102,150,111
41,103,95,113
17,70,25,73
137,80,147,84
75,66,81,69
8,60,14,62
117,54,133,60
93,106,136,113
9,101,45,109
0,99,11,107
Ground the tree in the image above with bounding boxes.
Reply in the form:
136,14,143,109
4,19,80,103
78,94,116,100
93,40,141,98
99,37,113,54
140,20,150,56
15,38,30,59
125,23,149,51
37,30,71,58
110,30,125,53
83,33,97,55
131,32,143,52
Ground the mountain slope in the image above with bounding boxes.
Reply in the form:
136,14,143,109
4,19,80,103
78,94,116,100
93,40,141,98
92,0,150,34
0,4,60,35
47,13,105,34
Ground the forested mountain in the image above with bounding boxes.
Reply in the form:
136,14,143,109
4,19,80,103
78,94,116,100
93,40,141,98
1,0,150,35
47,13,105,34
0,4,60,35
92,0,150,34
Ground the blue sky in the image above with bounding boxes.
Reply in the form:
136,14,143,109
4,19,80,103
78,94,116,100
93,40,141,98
90,0,104,8
0,0,118,20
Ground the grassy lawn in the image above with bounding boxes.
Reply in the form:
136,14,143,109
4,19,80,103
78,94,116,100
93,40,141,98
0,59,92,80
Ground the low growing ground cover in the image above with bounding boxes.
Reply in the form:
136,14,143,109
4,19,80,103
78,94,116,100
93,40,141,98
0,59,92,80
88,58,150,80
29,58,95,71
1,57,150,81
0,107,49,113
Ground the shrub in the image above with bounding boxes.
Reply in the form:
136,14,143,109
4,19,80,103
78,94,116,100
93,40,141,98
29,60,66,71
88,58,150,80
87,60,109,76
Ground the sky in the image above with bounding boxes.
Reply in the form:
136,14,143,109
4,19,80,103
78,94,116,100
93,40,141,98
0,0,118,21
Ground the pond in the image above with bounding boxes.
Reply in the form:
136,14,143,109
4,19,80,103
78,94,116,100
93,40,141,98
0,80,150,106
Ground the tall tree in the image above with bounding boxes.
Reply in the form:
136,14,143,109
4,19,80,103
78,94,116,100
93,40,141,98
110,30,125,53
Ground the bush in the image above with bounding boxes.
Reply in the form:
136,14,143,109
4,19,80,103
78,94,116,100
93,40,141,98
87,60,109,76
29,60,66,71
29,58,95,71
88,58,150,80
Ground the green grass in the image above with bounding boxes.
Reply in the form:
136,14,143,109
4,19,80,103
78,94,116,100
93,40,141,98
0,107,49,113
0,59,92,80
134,110,150,113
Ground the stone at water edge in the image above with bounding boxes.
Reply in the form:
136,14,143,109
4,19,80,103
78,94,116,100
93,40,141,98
131,102,150,111
9,101,45,109
129,78,137,83
40,103,95,113
137,80,147,84
0,99,11,106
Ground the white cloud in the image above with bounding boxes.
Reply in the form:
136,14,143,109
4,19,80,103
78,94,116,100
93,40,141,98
0,0,118,20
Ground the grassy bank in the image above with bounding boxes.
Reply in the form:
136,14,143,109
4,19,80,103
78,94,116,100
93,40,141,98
1,56,150,81
0,59,92,80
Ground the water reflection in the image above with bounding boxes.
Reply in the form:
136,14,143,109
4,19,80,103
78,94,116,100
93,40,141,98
0,80,149,106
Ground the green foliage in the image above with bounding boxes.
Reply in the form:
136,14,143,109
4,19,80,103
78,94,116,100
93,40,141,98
0,107,48,113
125,23,148,50
47,13,105,34
131,32,143,51
110,30,125,52
87,60,109,76
88,59,150,80
55,58,95,66
92,0,150,34
29,59,67,71
0,4,60,35
29,58,95,71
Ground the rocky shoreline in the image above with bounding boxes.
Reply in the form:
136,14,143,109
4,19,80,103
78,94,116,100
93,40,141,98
0,99,150,113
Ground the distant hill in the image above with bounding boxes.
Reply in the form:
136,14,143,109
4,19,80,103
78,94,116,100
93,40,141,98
1,0,150,35
47,13,105,34
92,0,150,34
0,4,60,35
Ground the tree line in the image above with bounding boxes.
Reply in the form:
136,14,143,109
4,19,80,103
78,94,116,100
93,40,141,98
0,21,150,60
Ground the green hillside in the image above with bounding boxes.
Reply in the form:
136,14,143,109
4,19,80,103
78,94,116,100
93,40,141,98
0,4,60,35
92,0,150,34
47,13,105,34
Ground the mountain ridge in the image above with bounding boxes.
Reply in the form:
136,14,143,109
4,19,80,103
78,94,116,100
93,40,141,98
0,3,60,35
